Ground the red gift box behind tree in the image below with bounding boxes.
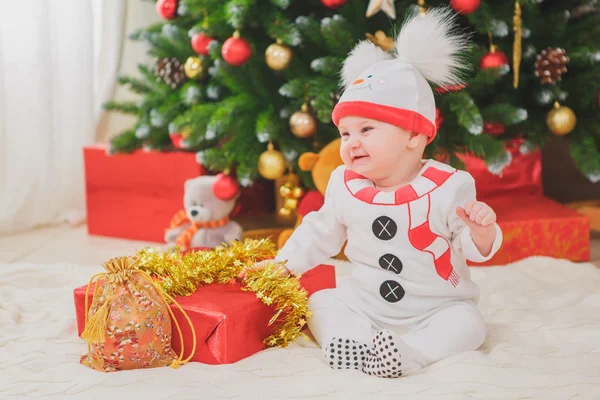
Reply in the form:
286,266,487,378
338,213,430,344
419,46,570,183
456,139,543,199
83,146,274,242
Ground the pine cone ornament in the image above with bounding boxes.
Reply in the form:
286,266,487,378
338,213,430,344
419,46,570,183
154,57,187,89
534,47,569,84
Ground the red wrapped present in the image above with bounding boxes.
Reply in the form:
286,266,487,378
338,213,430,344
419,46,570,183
84,145,274,242
456,139,543,199
467,195,590,266
74,264,335,364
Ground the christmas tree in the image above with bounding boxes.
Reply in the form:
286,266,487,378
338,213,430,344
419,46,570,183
104,0,600,188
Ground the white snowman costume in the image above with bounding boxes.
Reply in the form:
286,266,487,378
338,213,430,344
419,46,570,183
275,9,503,378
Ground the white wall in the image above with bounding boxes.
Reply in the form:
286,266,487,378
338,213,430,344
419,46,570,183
97,0,162,143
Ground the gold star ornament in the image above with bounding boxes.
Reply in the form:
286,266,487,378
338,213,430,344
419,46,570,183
366,0,396,19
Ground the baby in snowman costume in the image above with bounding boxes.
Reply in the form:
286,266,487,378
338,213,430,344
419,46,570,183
241,8,502,378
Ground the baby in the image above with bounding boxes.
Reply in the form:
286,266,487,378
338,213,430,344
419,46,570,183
241,8,502,378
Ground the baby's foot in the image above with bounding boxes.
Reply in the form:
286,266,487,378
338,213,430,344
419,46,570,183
362,330,403,378
323,337,370,370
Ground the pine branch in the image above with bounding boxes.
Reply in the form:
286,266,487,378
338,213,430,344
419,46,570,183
145,32,190,60
270,0,291,9
108,130,141,154
295,16,324,48
103,101,140,115
137,64,171,95
264,11,302,46
161,24,195,55
180,81,205,106
210,57,257,95
129,22,165,41
481,104,528,125
465,0,496,35
448,92,484,136
180,105,219,147
186,1,230,37
567,47,600,67
206,94,257,139
307,77,337,123
310,56,343,77
226,0,256,30
202,147,233,172
464,133,506,161
116,75,151,94
145,127,174,150
320,16,356,57
565,67,600,108
570,135,600,178
279,78,306,98
464,67,502,95
255,106,284,143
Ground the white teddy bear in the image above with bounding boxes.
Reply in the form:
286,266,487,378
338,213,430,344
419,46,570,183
165,175,243,249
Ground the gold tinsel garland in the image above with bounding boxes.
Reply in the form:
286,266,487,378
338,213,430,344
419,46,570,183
133,239,311,348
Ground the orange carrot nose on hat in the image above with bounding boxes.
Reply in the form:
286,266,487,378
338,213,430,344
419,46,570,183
332,8,470,144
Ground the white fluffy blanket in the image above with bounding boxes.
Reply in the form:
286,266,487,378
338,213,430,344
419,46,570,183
2,257,600,399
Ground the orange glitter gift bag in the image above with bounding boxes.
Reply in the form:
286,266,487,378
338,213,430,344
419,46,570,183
80,256,196,372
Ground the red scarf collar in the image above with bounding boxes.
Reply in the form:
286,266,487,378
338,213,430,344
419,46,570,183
343,160,455,205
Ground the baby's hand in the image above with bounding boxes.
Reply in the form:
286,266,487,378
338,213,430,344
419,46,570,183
456,201,496,229
456,201,497,257
237,260,290,280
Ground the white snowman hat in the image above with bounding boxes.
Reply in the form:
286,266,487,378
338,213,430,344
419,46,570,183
331,8,470,144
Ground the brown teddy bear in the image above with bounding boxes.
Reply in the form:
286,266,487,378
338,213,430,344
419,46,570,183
277,138,347,259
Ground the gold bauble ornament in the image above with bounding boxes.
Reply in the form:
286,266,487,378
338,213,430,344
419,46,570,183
279,183,293,198
265,41,293,71
184,56,205,80
290,104,317,138
258,143,287,180
278,207,292,218
546,101,576,136
284,198,298,210
291,186,304,199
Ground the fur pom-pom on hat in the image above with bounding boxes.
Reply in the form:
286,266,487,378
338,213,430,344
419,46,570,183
333,7,471,144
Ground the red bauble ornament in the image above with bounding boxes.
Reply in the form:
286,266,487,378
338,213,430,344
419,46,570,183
435,108,444,130
212,173,240,201
484,122,505,135
480,49,509,70
222,32,252,66
191,33,214,56
321,0,346,9
156,0,177,20
170,133,184,149
450,0,480,15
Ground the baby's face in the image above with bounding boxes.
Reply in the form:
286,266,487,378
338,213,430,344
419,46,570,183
337,116,414,178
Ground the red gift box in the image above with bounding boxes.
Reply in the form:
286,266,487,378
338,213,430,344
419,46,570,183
456,139,543,199
74,264,335,364
84,145,274,242
467,195,590,266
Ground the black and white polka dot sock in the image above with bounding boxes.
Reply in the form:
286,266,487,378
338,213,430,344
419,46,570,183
362,330,403,378
323,337,370,371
